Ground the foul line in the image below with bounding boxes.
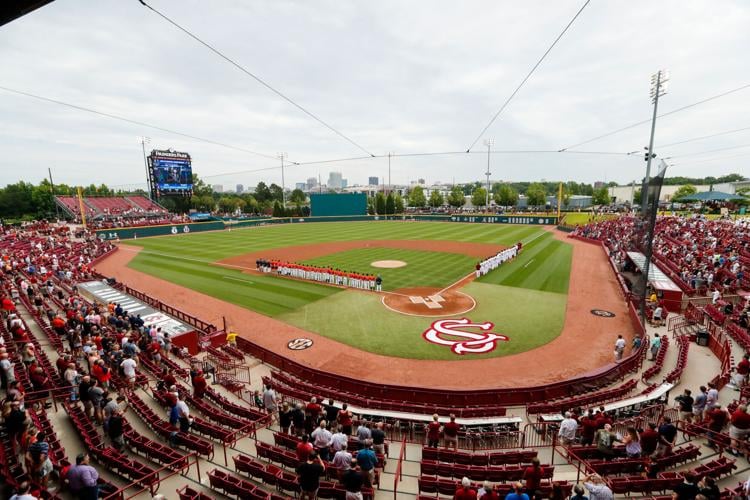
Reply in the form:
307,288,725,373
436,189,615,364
523,258,535,269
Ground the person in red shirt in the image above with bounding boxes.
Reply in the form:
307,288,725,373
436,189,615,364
443,414,460,451
729,404,750,455
427,414,442,448
580,410,598,446
639,422,660,456
306,397,322,421
734,354,750,389
455,477,477,500
523,457,544,498
192,370,208,399
706,404,729,449
296,434,314,464
337,403,353,435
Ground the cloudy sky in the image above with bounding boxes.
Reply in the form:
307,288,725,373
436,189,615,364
1,0,749,191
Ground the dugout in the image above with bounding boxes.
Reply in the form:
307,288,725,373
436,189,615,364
310,193,367,217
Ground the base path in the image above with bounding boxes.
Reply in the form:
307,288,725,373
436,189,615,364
95,232,634,390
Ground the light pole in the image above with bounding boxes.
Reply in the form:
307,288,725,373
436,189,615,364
387,152,393,196
278,152,288,206
483,139,494,209
140,137,152,199
640,70,669,209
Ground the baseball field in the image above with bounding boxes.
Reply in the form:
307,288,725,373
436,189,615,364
120,221,573,360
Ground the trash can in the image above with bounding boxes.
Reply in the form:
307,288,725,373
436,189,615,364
695,328,709,346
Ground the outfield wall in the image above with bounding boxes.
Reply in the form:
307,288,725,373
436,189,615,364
95,214,558,240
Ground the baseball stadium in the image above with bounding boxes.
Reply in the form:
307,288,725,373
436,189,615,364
1,1,750,500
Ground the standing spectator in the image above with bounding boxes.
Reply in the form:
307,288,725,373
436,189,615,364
332,443,353,472
672,472,699,500
705,404,728,449
705,383,719,414
580,410,598,446
614,335,626,361
279,402,292,434
731,354,750,390
192,370,207,399
728,404,750,456
262,384,277,418
88,381,105,424
594,424,618,460
523,457,544,499
558,412,578,445
639,423,659,458
427,414,442,448
324,399,340,427
311,420,333,461
622,427,642,458
65,363,80,401
355,440,378,487
693,386,708,420
108,408,125,450
342,459,364,500
583,474,614,500
175,396,190,433
355,422,372,450
337,403,353,435
455,477,477,500
675,389,694,424
649,334,661,361
478,480,499,500
9,482,37,500
27,432,53,488
0,352,16,389
296,451,325,500
443,414,460,450
296,435,314,463
652,305,664,326
371,422,387,456
697,476,720,500
570,485,588,500
120,355,137,388
67,453,99,500
654,417,677,457
291,403,306,437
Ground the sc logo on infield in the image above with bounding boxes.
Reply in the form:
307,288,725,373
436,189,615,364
422,318,509,355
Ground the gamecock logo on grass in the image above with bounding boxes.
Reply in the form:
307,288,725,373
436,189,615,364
422,318,510,355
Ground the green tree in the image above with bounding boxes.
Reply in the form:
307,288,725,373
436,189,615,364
494,184,518,207
526,183,547,207
672,184,698,201
428,190,444,208
269,184,284,203
272,201,283,217
447,185,466,208
592,187,611,205
254,182,271,203
218,196,238,213
394,193,405,213
408,186,427,207
471,187,488,207
289,189,307,207
375,192,386,214
385,193,395,215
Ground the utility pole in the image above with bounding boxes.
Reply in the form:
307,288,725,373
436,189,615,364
48,168,60,220
483,139,494,209
387,152,393,196
640,70,669,209
278,152,288,206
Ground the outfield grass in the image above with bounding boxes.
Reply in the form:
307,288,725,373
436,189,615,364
302,247,476,291
477,231,572,294
278,281,567,360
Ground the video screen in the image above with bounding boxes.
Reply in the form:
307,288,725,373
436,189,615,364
151,159,193,194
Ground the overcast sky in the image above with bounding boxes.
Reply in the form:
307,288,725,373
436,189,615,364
1,0,749,191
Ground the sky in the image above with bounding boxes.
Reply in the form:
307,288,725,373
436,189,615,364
1,0,749,191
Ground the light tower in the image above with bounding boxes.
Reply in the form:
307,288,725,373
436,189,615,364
640,70,669,209
483,139,494,209
278,152,288,206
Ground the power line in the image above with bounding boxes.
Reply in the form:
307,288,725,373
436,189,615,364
670,151,750,166
138,0,375,158
559,82,750,151
0,85,285,162
657,125,750,149
664,142,750,160
465,0,591,152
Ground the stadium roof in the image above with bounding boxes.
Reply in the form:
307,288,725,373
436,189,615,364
675,190,746,202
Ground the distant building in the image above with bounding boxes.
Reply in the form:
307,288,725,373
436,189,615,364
295,182,306,190
341,179,348,189
368,176,379,186
235,184,243,194
306,177,318,191
212,184,224,193
328,172,344,190
594,181,605,189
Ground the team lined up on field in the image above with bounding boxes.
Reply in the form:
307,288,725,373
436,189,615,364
256,259,383,291
476,242,523,277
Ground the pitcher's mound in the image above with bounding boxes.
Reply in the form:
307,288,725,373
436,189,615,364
371,260,407,268
383,287,476,317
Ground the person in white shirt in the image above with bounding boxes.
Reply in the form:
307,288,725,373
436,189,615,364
331,443,352,471
120,356,137,387
712,289,721,304
311,420,333,461
614,335,626,361
331,429,348,452
558,412,578,445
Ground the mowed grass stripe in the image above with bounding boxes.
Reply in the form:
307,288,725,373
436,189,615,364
477,232,572,294
129,254,339,316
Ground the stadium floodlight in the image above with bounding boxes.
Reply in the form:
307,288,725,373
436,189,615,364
641,70,669,209
278,152,288,206
140,137,152,200
483,139,495,208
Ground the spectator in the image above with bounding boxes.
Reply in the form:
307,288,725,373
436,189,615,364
355,439,378,487
455,476,477,500
622,427,641,458
108,408,125,450
693,386,708,420
88,381,105,424
279,402,292,434
296,451,325,500
594,424,618,459
558,412,578,445
371,422,386,456
337,403,353,435
505,482,529,500
5,402,27,451
614,335,626,361
291,403,306,437
427,414,442,448
332,443,353,472
262,384,277,417
311,420,333,461
672,472,699,500
583,474,614,500
26,432,53,488
523,457,544,498
728,404,750,456
68,452,99,500
649,334,661,361
705,383,719,414
705,404,728,449
697,476,720,500
342,458,364,500
654,417,677,457
731,354,750,390
331,425,348,453
296,434,314,463
580,410,598,446
443,414,460,450
192,370,207,399
356,422,372,450
675,389,694,424
570,484,589,500
9,482,37,500
120,354,137,388
478,480,499,500
324,398,340,426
